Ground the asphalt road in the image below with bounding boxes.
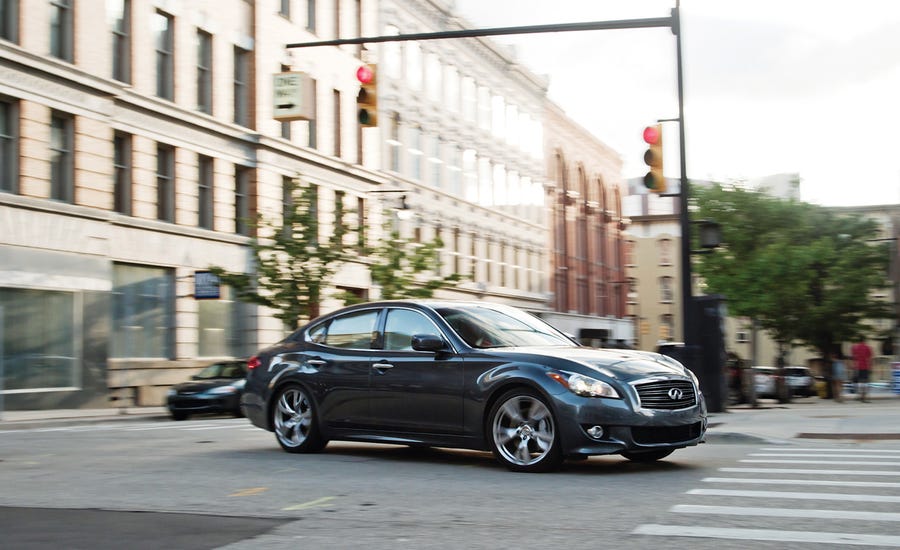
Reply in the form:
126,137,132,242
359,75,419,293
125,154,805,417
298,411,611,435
1,416,899,549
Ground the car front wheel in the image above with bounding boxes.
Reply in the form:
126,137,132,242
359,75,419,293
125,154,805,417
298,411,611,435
488,389,562,473
272,384,327,453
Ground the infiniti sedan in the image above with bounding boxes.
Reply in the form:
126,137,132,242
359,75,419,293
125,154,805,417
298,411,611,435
241,301,707,472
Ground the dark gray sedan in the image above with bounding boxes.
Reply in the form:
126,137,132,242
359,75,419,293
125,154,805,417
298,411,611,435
241,300,707,472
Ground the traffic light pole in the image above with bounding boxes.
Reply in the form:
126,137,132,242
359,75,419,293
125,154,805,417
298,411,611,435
673,1,695,352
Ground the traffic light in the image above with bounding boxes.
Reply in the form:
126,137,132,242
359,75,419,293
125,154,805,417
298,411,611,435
356,64,377,127
642,124,665,193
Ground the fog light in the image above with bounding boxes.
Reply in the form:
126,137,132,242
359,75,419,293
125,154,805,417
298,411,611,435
586,425,605,439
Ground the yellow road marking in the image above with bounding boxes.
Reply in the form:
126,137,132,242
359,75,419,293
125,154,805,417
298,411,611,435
229,487,268,497
282,496,336,511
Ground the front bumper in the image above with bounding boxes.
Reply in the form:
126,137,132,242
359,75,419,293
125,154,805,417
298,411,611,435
167,393,240,415
553,389,707,457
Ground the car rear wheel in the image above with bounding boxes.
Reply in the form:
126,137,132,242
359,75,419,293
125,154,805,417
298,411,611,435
621,449,674,462
170,411,188,421
272,384,327,453
488,389,562,473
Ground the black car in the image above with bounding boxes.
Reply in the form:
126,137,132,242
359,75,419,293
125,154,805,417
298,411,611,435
167,360,248,420
242,300,707,472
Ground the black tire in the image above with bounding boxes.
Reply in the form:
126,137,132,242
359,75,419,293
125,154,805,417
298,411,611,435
622,449,674,462
170,411,188,421
487,388,563,473
271,384,327,453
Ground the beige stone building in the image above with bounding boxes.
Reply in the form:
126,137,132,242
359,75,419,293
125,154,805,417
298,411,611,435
0,0,635,411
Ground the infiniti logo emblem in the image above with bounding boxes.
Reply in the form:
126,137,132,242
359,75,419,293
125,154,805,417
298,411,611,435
668,388,684,400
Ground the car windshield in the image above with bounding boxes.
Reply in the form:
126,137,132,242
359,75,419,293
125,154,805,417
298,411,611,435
194,362,244,379
436,305,575,349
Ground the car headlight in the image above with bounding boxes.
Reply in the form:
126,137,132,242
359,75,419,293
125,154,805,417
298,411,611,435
548,372,621,398
209,386,238,395
167,388,176,397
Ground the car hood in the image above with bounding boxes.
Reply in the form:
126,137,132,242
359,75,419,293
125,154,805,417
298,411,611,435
496,346,691,381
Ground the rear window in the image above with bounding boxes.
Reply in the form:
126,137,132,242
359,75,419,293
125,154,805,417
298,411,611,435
785,367,808,376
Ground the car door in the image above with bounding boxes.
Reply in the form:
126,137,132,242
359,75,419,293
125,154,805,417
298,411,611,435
305,308,380,430
369,307,465,435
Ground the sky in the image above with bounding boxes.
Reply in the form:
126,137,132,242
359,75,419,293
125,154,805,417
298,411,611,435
452,0,900,207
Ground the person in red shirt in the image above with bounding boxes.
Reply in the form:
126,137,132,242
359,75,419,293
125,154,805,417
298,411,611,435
851,340,874,402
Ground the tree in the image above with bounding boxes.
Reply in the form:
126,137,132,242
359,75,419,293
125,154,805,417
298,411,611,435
693,183,891,358
210,179,348,329
339,220,463,304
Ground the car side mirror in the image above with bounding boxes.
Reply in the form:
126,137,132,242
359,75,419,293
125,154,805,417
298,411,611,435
411,333,446,352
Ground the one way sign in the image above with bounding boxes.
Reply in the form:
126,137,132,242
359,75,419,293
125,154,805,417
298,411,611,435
273,72,315,121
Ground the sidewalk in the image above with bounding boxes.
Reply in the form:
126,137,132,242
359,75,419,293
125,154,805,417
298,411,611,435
1,395,898,443
706,393,900,444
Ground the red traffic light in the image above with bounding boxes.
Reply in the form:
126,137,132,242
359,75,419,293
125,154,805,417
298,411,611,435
643,125,660,145
356,65,374,84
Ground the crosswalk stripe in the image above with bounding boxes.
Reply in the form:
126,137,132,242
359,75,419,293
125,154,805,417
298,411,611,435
688,488,900,503
721,467,900,476
741,458,900,466
761,447,900,454
671,504,900,522
703,477,900,488
751,453,900,459
632,524,900,546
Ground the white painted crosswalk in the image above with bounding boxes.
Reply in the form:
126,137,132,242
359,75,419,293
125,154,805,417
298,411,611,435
633,444,900,547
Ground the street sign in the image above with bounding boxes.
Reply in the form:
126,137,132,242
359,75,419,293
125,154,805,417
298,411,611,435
273,72,315,121
194,271,221,300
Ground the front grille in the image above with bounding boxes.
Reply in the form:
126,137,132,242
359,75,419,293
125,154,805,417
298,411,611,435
634,379,696,410
632,422,703,445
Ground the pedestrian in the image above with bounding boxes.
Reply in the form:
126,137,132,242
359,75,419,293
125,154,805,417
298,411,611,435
851,339,873,402
829,348,846,403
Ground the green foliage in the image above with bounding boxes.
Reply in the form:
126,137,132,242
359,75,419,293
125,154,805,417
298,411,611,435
339,221,463,305
209,179,348,329
693,183,891,355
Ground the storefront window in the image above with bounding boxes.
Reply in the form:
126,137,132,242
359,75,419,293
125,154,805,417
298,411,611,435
0,288,78,391
111,264,174,358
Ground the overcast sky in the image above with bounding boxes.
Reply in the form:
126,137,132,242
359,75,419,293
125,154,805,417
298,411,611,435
452,0,900,206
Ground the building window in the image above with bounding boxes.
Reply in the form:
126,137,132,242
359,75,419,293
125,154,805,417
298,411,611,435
625,240,635,266
659,276,674,303
50,111,74,203
1,0,19,42
280,64,292,139
333,89,341,158
198,285,242,357
235,165,251,235
111,264,174,359
109,0,131,82
154,10,174,100
279,0,290,18
113,132,132,215
736,330,750,344
156,144,175,222
306,0,316,33
356,195,366,250
658,238,673,265
306,78,317,148
0,98,17,193
198,155,214,229
50,0,73,62
660,314,674,341
408,126,422,181
387,112,400,172
234,47,250,126
0,288,78,391
197,30,213,114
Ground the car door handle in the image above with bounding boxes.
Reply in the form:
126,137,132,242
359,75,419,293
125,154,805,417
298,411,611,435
307,359,327,366
372,362,394,372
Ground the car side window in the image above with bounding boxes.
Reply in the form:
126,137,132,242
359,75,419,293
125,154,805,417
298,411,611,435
383,309,441,351
307,322,327,344
323,310,379,349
